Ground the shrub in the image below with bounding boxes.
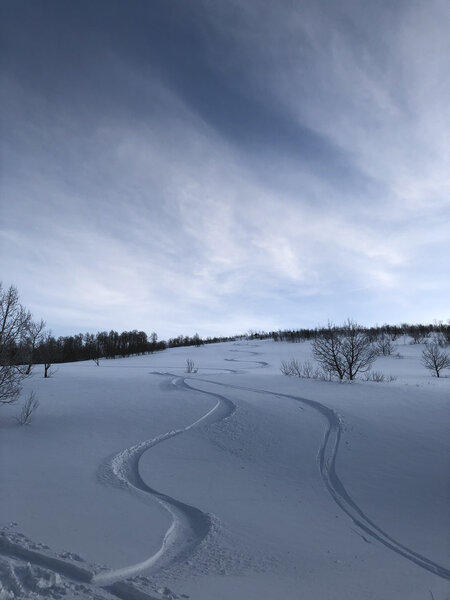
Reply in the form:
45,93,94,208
280,359,326,380
375,334,397,356
363,371,397,383
16,391,39,425
185,358,197,373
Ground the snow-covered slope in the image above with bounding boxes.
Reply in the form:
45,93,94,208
0,340,449,599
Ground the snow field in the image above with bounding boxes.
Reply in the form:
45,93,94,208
0,340,449,599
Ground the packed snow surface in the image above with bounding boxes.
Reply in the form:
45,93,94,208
0,340,449,599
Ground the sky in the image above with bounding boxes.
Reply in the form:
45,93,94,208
1,0,449,339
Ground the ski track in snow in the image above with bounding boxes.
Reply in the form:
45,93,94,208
93,375,236,585
1,343,449,598
0,372,236,598
195,370,450,581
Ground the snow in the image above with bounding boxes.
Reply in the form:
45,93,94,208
0,340,449,599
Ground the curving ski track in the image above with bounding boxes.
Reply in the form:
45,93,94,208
94,375,236,585
101,348,450,581
196,371,450,581
225,348,269,369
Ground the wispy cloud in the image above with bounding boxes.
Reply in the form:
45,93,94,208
1,1,449,336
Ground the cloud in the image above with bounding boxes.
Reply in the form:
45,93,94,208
1,0,449,337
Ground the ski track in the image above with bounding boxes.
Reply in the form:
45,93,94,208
224,348,269,369
194,371,450,581
2,343,449,596
0,372,236,597
93,375,236,586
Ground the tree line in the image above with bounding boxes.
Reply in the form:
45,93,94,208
33,329,166,365
248,322,450,346
32,329,238,365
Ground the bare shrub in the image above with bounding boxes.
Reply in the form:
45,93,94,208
302,361,328,380
280,359,326,380
185,358,197,373
421,343,450,378
363,371,397,383
376,334,397,356
431,332,448,348
16,391,39,425
300,360,315,378
280,359,301,377
363,371,385,382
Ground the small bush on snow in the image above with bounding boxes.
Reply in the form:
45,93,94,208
363,371,397,383
280,359,326,380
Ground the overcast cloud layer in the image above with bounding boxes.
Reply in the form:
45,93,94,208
1,0,449,338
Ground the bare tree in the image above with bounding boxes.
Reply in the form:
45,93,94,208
0,283,32,405
16,390,39,425
312,322,346,380
312,320,377,381
340,319,378,380
38,331,59,378
25,318,46,374
421,343,450,378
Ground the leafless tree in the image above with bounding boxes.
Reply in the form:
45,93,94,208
38,331,59,378
16,390,39,425
25,319,46,374
0,283,32,405
340,319,378,380
421,343,450,378
312,320,377,381
311,322,346,380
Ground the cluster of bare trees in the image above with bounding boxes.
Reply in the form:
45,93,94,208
271,321,450,345
280,318,450,381
0,284,46,422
